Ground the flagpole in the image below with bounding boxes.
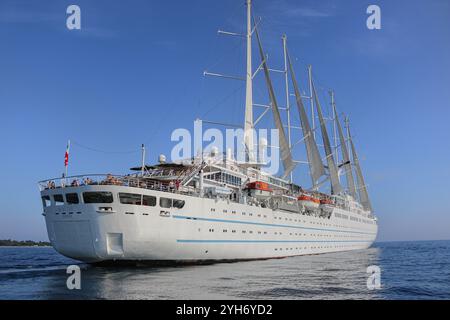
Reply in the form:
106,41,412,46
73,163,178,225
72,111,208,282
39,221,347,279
65,140,70,186
141,144,146,176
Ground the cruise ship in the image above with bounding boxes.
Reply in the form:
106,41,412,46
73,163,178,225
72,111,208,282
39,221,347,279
38,0,377,264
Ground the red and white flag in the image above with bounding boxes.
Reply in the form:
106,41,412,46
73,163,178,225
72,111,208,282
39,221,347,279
64,141,70,167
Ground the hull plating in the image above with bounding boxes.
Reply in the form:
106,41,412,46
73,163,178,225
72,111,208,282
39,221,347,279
42,185,377,263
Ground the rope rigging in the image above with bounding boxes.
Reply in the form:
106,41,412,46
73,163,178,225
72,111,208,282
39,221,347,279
71,140,140,155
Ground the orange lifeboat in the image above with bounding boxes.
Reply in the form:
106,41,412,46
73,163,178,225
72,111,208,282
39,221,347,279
297,193,320,209
246,181,273,199
246,181,272,191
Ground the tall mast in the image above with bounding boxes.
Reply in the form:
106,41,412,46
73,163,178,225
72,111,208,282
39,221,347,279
286,50,325,188
244,0,254,162
337,117,357,200
330,91,339,170
308,65,315,139
282,35,292,183
335,110,357,199
345,116,351,160
255,27,295,178
312,80,343,194
348,122,373,212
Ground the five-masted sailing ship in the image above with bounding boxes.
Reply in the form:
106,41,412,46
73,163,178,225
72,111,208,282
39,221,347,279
38,0,377,264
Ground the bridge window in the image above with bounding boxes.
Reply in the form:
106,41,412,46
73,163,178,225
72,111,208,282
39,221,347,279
53,194,64,206
83,192,113,204
66,193,79,204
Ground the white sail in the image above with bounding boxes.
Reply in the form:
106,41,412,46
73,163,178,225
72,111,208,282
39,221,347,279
286,52,325,187
333,105,357,199
349,132,373,212
312,81,343,194
255,28,295,178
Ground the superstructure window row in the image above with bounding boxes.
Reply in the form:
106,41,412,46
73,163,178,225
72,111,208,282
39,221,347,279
42,192,184,209
205,172,242,186
119,193,156,207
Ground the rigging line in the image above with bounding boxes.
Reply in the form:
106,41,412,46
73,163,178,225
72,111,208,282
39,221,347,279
251,2,288,43
200,83,245,119
203,2,246,74
311,72,335,101
142,92,186,147
204,34,246,73
311,72,336,120
71,140,140,154
253,4,311,102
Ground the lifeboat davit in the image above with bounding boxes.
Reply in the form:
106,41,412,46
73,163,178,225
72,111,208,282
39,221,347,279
297,193,320,209
246,181,273,199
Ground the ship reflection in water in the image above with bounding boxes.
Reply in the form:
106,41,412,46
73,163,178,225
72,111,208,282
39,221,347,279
2,241,449,300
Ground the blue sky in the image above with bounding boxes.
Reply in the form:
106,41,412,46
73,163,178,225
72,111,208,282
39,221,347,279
0,0,449,242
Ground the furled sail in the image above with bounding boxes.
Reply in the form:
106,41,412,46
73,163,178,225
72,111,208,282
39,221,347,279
349,132,373,212
312,81,343,194
333,105,357,199
254,28,295,178
286,52,325,187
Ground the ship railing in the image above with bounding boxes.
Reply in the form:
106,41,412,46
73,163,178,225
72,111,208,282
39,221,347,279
38,174,182,194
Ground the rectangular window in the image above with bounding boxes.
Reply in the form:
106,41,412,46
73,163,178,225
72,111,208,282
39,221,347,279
119,193,142,205
83,192,113,204
66,193,79,204
142,195,156,207
118,193,156,206
160,197,172,208
173,199,185,209
53,194,64,206
42,195,51,208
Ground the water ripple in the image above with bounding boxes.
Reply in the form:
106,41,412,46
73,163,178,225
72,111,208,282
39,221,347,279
0,241,449,300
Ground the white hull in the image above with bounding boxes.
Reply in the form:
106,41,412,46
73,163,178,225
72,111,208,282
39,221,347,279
42,185,377,263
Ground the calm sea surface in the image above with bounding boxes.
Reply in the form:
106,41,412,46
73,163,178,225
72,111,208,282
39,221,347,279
0,241,449,300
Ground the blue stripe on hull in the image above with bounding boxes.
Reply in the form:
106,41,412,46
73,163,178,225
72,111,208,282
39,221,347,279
172,215,376,235
176,239,373,243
